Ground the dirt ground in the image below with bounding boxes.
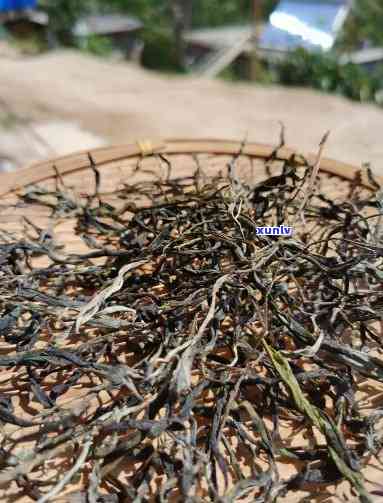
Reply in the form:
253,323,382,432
0,48,383,173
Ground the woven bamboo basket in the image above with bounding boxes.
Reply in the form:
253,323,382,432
0,139,382,502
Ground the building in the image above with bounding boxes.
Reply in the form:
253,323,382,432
0,2,47,42
0,7,144,63
339,47,383,73
72,14,144,62
184,25,254,77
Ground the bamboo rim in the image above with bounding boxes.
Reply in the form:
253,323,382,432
0,141,382,501
0,138,380,197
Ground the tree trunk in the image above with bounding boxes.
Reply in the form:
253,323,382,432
170,0,193,70
250,0,263,81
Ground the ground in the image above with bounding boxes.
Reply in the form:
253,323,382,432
0,46,383,174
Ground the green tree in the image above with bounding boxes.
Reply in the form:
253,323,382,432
39,0,97,46
267,48,382,104
338,0,383,50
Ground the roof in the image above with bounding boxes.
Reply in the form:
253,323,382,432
186,0,350,57
73,14,143,38
339,47,383,65
184,25,254,52
0,9,47,24
25,9,48,25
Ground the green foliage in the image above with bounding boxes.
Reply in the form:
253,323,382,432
39,0,97,45
338,0,383,50
104,0,276,25
267,48,383,104
101,0,170,26
77,35,114,57
35,0,383,107
9,33,46,55
141,27,182,72
0,111,17,129
191,0,252,27
36,0,276,70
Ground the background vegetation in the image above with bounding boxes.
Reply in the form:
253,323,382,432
11,1,383,104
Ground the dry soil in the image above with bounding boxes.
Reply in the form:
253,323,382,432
0,49,383,172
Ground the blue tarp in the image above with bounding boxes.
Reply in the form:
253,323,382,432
0,0,36,12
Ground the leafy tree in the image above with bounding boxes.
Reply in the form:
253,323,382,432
36,0,383,108
267,48,383,104
38,0,276,68
39,0,97,46
338,0,383,49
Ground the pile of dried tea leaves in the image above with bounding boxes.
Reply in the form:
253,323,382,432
0,145,383,502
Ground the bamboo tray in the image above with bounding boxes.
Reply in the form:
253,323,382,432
0,138,377,256
0,139,382,503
